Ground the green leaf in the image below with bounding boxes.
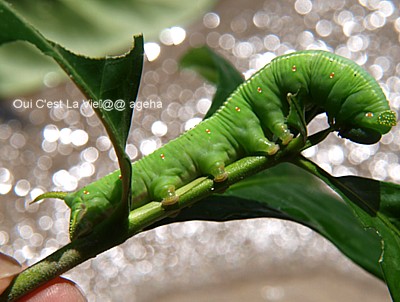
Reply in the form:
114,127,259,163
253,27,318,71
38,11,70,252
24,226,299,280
294,156,400,301
160,163,383,280
178,45,390,286
0,0,215,97
180,46,244,118
0,0,144,213
0,42,65,97
7,0,215,55
337,176,400,301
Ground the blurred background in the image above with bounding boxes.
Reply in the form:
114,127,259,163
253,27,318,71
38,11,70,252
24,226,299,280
0,0,399,301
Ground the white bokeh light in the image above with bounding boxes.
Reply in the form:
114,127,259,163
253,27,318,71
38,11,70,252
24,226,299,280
160,27,186,46
144,42,161,62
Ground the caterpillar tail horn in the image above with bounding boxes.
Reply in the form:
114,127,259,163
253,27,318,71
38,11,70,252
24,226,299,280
31,191,68,204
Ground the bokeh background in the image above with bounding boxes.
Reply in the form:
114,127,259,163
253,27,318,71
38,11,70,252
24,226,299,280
1,0,399,301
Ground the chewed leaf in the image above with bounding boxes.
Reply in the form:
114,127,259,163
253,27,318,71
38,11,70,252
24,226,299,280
0,0,143,215
0,0,214,97
294,156,400,300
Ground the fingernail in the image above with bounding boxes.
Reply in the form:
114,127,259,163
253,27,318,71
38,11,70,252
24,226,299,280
0,252,22,279
0,252,22,294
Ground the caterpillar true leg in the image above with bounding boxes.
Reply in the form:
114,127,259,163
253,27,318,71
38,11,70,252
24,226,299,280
232,117,279,156
254,108,294,146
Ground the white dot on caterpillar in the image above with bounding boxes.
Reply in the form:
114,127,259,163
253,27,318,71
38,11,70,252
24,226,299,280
118,175,122,179
291,65,297,72
160,153,165,160
329,72,335,79
235,106,241,112
365,112,374,118
257,87,262,93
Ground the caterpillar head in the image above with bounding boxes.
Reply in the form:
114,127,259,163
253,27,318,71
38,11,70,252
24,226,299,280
338,109,397,144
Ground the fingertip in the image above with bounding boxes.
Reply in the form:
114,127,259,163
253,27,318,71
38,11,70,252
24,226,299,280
0,252,23,294
0,252,22,279
19,277,86,302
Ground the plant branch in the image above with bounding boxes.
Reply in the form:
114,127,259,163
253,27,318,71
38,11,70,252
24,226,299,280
0,136,309,302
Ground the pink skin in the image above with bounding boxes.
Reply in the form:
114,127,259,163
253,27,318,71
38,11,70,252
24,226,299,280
17,277,86,302
1,276,86,302
0,253,86,302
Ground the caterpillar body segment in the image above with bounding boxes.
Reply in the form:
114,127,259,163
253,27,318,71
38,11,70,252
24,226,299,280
40,50,395,240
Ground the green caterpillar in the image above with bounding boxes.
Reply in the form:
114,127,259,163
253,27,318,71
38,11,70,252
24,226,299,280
35,50,397,240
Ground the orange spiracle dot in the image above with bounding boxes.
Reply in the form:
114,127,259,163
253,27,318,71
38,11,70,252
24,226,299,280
329,72,335,79
235,106,241,112
118,175,122,179
83,190,90,195
160,153,165,160
365,112,374,118
292,65,297,72
257,87,262,93
205,129,211,134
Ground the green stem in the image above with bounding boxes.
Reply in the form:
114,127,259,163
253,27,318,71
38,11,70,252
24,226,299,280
0,136,309,302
